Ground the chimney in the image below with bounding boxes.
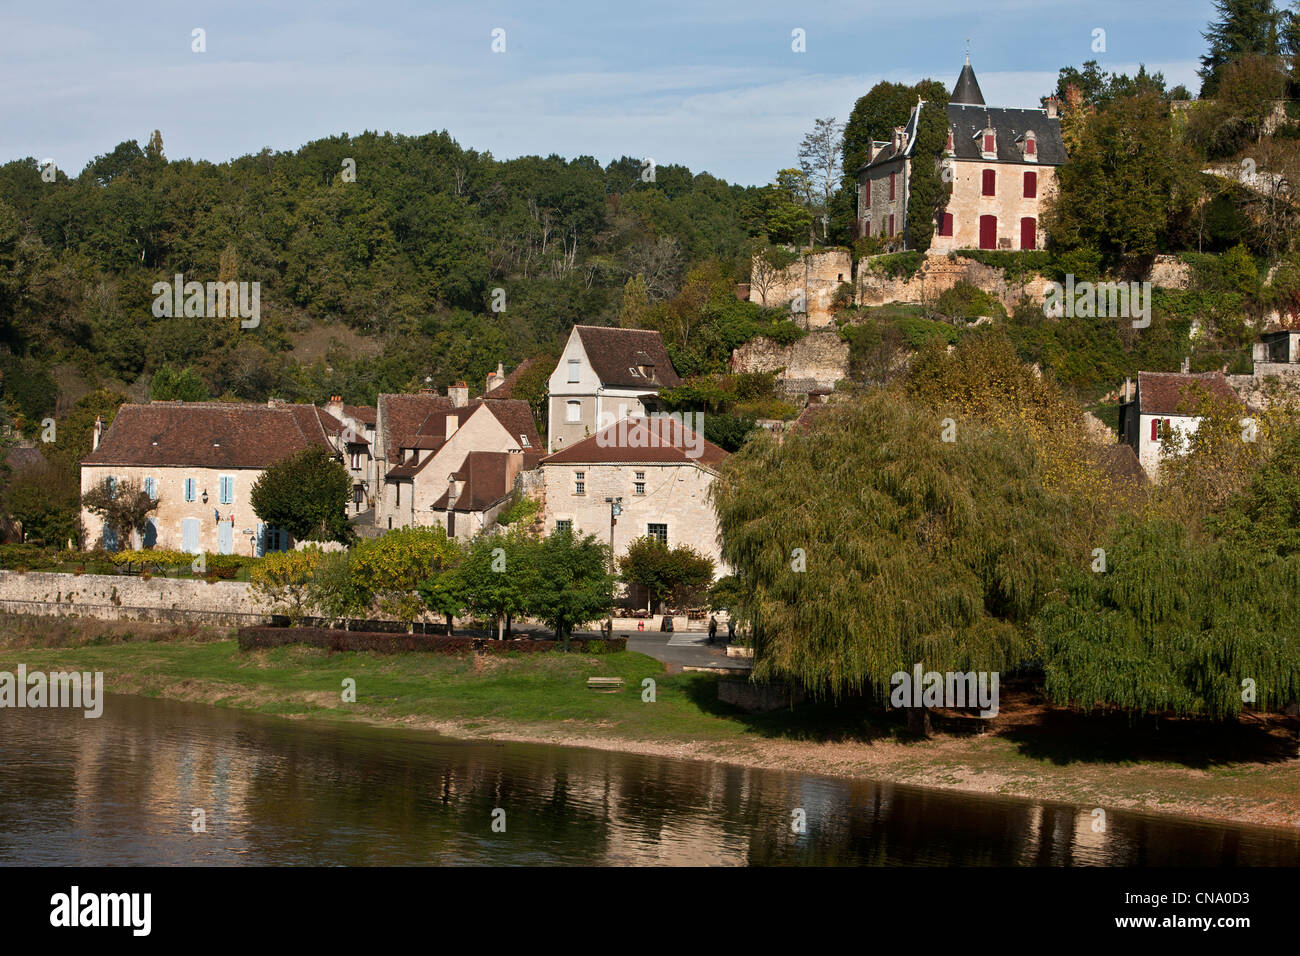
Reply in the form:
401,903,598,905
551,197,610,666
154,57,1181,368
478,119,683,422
418,385,436,396
445,414,459,439
892,126,906,150
326,394,343,416
1045,96,1059,119
486,362,505,394
92,415,103,451
448,381,469,408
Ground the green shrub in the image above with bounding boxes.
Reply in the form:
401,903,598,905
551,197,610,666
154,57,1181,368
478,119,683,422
866,251,925,281
934,281,1007,321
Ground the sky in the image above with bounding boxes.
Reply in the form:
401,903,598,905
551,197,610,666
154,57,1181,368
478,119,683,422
0,0,1216,187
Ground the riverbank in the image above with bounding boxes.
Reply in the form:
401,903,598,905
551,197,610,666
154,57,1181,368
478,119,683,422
1,616,1297,830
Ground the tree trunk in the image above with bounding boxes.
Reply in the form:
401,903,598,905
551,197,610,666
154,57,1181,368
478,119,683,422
445,613,454,636
496,615,505,641
907,705,931,737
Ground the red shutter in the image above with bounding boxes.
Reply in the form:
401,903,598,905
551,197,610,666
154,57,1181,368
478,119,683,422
1025,137,1036,156
1150,419,1159,441
946,129,953,150
889,172,896,200
983,132,995,153
1020,217,1036,250
979,215,997,249
939,213,954,237
982,169,996,196
888,214,895,237
1024,171,1037,198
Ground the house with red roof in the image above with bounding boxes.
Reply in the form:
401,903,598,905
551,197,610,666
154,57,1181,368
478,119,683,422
546,326,680,454
372,385,542,537
539,415,729,573
80,400,344,554
1119,371,1244,478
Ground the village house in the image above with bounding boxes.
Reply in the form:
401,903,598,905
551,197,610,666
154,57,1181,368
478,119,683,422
322,396,378,515
538,416,729,574
857,54,1066,252
1119,371,1242,478
79,400,344,554
372,385,542,537
546,326,680,454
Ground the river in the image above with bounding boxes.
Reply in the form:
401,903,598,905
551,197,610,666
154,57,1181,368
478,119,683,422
0,695,1296,866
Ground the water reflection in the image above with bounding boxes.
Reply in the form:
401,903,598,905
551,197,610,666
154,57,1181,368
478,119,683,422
0,696,1295,866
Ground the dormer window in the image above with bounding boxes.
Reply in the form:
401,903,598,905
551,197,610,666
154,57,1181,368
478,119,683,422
945,128,954,152
1021,130,1038,162
981,130,996,156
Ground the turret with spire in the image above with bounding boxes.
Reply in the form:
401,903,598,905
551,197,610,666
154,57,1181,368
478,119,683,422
951,43,985,106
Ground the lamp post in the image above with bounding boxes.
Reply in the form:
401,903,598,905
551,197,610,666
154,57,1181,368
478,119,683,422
603,496,622,638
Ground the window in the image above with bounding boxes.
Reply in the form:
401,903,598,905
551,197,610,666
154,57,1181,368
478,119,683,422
395,482,400,506
982,169,996,196
1024,133,1036,156
350,451,361,470
143,477,157,500
939,213,954,237
566,401,581,423
520,434,531,447
106,476,116,496
574,471,585,495
1023,171,1037,198
946,129,954,151
888,214,895,237
555,519,572,534
634,471,645,496
888,172,896,201
983,131,995,153
567,359,580,383
184,478,196,502
647,523,668,546
219,475,234,505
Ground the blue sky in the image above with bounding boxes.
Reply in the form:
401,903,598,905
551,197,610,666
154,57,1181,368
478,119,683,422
1,0,1214,186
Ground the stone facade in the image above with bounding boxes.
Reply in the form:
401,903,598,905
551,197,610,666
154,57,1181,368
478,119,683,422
927,161,1056,253
79,463,282,556
540,461,727,572
747,249,852,328
856,253,1054,313
728,330,849,388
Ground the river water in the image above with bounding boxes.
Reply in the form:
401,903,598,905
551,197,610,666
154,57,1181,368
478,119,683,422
0,695,1296,866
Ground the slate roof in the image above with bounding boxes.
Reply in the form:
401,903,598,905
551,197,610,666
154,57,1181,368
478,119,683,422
946,103,1067,166
573,326,681,389
1135,371,1241,416
951,60,985,105
541,417,728,468
81,402,335,469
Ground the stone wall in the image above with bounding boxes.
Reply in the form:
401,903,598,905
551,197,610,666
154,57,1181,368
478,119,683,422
749,249,852,328
0,570,264,625
856,253,1054,313
1147,255,1191,290
729,330,849,389
717,677,806,713
1228,364,1300,409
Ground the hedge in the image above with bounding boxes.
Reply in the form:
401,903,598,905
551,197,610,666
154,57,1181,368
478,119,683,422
237,626,628,655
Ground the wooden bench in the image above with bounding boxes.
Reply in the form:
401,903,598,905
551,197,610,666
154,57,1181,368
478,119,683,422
586,677,625,692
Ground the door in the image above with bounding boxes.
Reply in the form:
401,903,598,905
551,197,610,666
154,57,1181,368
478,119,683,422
142,519,158,549
1020,217,1037,250
979,215,997,250
181,519,200,554
217,520,234,555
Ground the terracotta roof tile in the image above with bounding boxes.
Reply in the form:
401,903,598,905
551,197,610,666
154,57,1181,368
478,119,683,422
541,416,727,468
1136,371,1240,416
575,326,681,389
81,402,335,469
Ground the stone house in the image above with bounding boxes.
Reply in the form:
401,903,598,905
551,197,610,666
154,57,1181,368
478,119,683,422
538,416,730,574
857,55,1066,252
322,396,378,516
372,387,542,537
79,400,342,554
546,326,680,454
1119,371,1242,478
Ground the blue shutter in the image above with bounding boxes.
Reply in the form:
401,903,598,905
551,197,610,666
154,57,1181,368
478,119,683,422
219,476,233,505
144,477,156,499
106,476,116,496
104,525,118,551
184,479,195,502
255,523,266,558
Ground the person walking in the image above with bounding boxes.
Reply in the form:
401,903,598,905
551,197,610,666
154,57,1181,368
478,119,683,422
707,615,718,644
727,617,736,643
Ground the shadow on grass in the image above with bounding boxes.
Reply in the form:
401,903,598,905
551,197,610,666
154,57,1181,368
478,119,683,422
681,673,1300,765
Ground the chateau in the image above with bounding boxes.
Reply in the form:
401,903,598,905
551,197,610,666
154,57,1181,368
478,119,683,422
857,55,1067,252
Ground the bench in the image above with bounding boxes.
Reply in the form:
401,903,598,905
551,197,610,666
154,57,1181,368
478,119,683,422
586,677,625,692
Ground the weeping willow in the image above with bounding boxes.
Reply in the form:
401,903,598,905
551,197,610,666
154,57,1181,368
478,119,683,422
710,387,1072,702
1037,519,1300,718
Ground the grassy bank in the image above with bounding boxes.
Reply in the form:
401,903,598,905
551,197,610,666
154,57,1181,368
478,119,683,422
1,616,1298,830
